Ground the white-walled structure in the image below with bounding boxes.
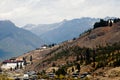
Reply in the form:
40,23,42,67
1,60,24,70
41,45,47,49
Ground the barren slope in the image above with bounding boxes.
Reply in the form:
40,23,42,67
17,21,120,72
74,22,120,48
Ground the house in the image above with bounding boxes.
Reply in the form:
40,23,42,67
72,73,79,79
23,71,37,79
23,73,29,79
41,44,48,49
48,73,55,78
42,46,47,49
1,59,24,70
108,19,114,26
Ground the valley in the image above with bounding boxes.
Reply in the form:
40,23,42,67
0,18,119,80
0,0,119,80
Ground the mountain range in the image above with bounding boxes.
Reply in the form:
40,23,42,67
23,17,100,43
17,19,120,72
0,20,44,60
0,17,115,60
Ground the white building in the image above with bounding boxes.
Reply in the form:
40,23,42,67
1,60,24,70
41,45,47,49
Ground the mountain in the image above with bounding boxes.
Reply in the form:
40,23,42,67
15,19,120,80
0,20,44,60
40,18,99,43
17,19,120,72
23,22,63,36
23,17,99,43
23,24,36,30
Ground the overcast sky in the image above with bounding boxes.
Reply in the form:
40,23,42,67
0,0,120,27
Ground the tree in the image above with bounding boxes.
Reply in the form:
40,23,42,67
56,67,67,76
113,18,120,23
23,57,27,65
94,19,108,29
110,21,112,26
52,63,56,67
76,55,80,61
10,67,12,71
85,48,90,64
23,57,25,61
109,19,112,26
23,57,27,66
30,55,33,64
92,50,96,68
41,70,46,75
0,68,2,72
24,60,27,66
20,62,23,69
72,67,74,72
52,69,56,73
80,54,83,63
94,22,100,29
73,37,76,40
30,55,32,62
16,62,19,69
76,63,80,72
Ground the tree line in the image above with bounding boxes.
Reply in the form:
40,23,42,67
94,18,120,29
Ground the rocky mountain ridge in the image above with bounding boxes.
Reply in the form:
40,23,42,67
0,20,44,60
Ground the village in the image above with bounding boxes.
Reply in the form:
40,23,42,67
0,57,91,80
0,45,92,80
0,60,67,80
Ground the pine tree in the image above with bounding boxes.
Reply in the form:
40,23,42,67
24,60,27,66
23,57,27,66
76,63,80,72
72,67,74,72
16,62,19,69
30,55,33,64
85,48,90,64
30,55,32,62
76,55,80,61
20,62,23,69
56,67,67,76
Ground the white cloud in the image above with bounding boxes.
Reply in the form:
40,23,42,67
0,0,119,27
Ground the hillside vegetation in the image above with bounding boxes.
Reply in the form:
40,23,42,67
17,19,120,79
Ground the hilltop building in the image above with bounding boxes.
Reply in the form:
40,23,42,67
41,44,48,49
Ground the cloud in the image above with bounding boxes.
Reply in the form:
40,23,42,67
0,0,119,27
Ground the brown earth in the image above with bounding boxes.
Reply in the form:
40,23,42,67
72,22,120,48
16,21,120,80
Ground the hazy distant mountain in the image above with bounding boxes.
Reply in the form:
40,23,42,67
23,22,64,36
0,20,44,60
23,24,36,30
23,17,99,43
40,18,100,43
